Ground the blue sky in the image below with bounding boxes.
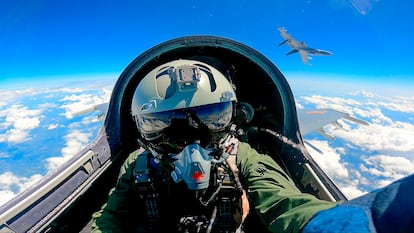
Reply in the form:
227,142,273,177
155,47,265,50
1,0,414,90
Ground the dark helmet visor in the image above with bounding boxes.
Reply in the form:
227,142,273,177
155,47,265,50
135,101,233,140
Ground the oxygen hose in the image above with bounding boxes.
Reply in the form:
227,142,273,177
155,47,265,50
249,126,308,156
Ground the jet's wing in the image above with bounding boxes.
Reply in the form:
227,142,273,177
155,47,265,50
73,102,109,120
297,108,369,139
299,51,309,64
286,49,299,55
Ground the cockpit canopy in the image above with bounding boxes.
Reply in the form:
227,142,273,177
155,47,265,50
106,36,300,154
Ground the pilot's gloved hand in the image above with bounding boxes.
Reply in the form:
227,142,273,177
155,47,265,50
303,174,414,233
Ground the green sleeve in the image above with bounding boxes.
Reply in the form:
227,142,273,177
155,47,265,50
91,150,143,233
236,142,337,233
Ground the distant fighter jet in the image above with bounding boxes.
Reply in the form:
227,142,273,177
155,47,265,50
278,27,333,64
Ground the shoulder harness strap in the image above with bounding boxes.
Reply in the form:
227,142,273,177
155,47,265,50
133,152,161,231
199,134,248,233
219,136,249,233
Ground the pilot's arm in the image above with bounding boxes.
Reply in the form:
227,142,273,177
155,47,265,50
91,150,146,233
237,141,414,233
236,142,337,233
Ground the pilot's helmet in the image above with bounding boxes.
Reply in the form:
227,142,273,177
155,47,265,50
131,59,237,142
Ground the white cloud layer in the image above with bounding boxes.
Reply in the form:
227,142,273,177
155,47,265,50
327,121,414,157
0,84,113,206
301,95,362,115
0,172,43,206
0,89,37,107
0,105,42,144
361,155,414,186
354,91,414,114
304,140,366,199
305,140,349,179
46,129,93,172
301,91,414,199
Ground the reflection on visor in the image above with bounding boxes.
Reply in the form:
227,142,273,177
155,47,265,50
135,102,233,140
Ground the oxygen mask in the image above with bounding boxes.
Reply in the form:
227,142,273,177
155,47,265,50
170,143,213,190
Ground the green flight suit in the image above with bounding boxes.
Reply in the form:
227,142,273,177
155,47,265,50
91,142,337,233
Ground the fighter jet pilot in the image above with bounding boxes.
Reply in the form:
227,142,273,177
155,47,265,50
92,59,414,233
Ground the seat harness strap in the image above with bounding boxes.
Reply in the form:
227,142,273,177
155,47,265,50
199,133,247,233
134,153,161,231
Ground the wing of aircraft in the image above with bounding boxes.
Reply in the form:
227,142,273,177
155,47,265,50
0,36,347,233
277,27,332,64
72,102,109,121
298,109,369,139
297,109,369,153
299,50,309,64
